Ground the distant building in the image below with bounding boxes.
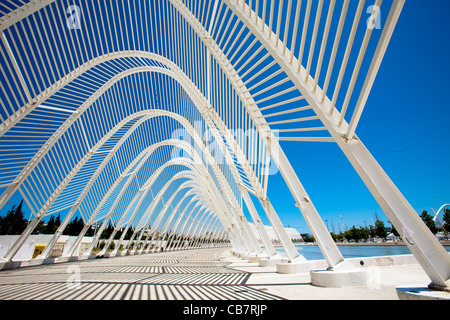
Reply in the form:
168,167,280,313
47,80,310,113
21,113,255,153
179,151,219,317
248,223,304,243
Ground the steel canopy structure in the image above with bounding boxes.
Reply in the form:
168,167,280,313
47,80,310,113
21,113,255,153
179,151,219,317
0,0,449,290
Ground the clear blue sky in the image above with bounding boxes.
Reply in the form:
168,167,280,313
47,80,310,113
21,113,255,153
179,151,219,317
259,0,450,234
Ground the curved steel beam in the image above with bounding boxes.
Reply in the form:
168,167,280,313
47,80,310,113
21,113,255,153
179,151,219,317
97,170,223,257
131,191,209,253
1,59,270,255
5,104,256,260
75,150,245,257
1,3,303,264
223,0,450,286
134,186,205,253
171,0,331,265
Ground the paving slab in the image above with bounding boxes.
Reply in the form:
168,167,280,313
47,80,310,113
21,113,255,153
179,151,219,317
0,248,443,300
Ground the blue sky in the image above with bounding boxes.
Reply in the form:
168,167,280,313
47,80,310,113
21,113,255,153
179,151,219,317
260,0,450,234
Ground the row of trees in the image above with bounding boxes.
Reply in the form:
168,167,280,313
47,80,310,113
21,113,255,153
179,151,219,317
303,220,393,242
0,202,205,244
332,219,389,243
1,201,450,242
316,209,450,241
302,219,390,243
304,209,450,243
0,200,130,238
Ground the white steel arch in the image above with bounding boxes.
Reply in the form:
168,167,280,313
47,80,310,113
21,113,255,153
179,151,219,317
0,0,448,290
122,185,207,254
216,0,450,287
0,55,292,262
47,131,257,259
432,204,450,227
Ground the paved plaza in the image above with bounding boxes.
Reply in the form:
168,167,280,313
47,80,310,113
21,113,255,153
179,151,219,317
0,248,281,300
0,248,436,300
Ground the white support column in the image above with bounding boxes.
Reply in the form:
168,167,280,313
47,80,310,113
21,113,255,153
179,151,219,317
170,0,341,271
240,186,281,259
1,217,41,262
267,138,349,270
118,181,195,255
109,191,146,256
225,0,449,289
257,198,308,271
127,201,159,254
200,217,220,249
104,173,190,256
147,186,194,253
172,202,205,251
66,223,92,258
130,209,156,254
190,212,214,249
135,190,196,253
154,190,198,252
179,208,211,251
163,195,201,251
79,174,138,257
338,137,450,289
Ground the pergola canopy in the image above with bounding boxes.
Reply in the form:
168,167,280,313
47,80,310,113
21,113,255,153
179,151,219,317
1,0,449,289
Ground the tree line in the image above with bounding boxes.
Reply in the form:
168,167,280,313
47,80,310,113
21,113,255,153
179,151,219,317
1,201,450,242
0,200,133,238
333,219,389,243
303,209,450,243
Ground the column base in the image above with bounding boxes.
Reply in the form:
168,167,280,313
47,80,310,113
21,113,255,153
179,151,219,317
258,254,286,267
248,253,269,263
78,254,96,260
245,252,269,263
232,250,242,257
276,256,310,274
310,268,368,288
240,251,258,260
103,252,116,258
28,257,56,266
0,260,22,270
55,256,69,262
396,284,450,300
308,260,369,288
60,255,79,262
428,281,450,293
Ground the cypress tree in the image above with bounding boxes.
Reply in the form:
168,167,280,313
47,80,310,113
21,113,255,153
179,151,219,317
0,200,27,235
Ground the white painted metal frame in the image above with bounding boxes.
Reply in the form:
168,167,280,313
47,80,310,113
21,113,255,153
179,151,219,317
0,0,448,289
221,0,449,287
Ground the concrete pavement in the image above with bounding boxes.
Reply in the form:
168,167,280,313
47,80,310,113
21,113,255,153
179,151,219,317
220,250,434,300
0,247,446,300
